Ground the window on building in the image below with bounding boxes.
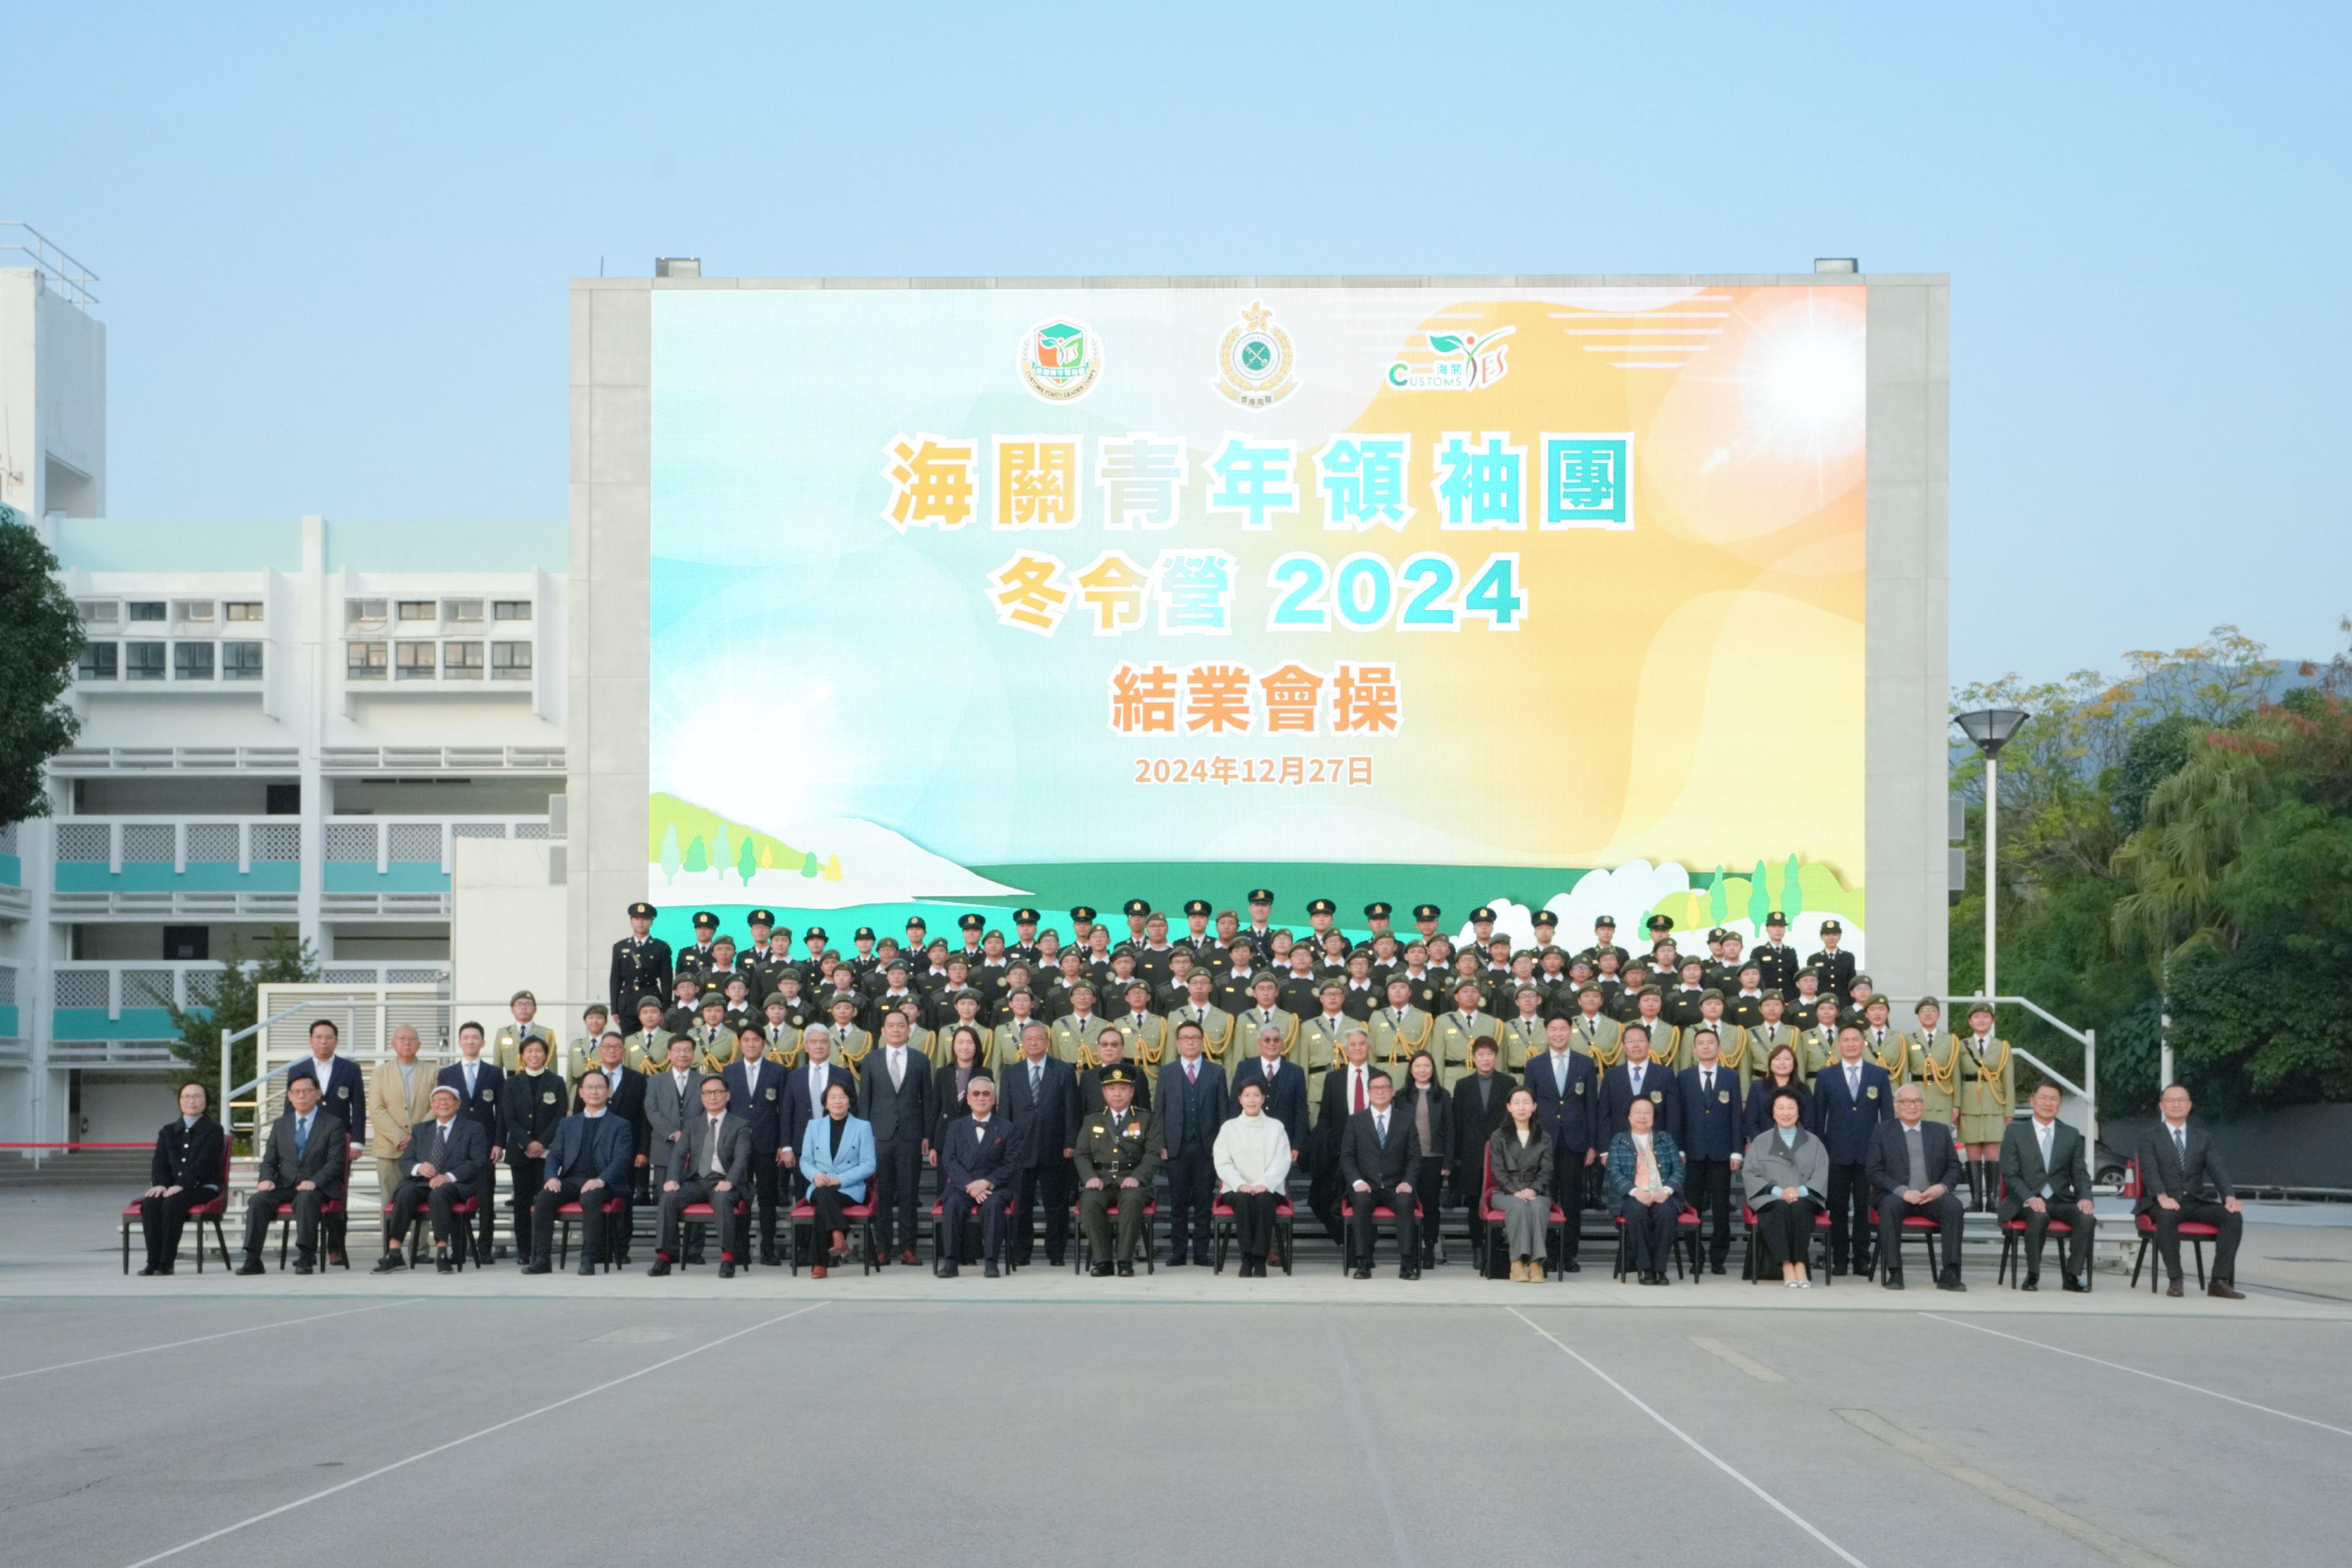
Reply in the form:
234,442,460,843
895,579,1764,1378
443,598,485,624
174,643,216,680
490,640,533,680
396,600,436,622
493,599,533,621
345,598,387,628
176,601,216,624
126,641,167,680
225,601,264,622
76,642,118,680
128,601,167,622
223,641,265,680
442,640,485,679
395,640,437,680
78,600,119,626
346,640,387,680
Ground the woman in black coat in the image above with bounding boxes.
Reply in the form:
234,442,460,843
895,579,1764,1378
1395,1050,1452,1269
1742,1041,1813,1145
138,1081,226,1275
931,1026,995,1148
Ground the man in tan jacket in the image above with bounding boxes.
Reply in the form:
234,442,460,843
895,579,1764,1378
366,1024,442,1199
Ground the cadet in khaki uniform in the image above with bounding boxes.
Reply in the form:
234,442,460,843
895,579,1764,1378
1365,975,1432,1068
1167,972,1237,1063
824,994,874,1071
758,992,806,1068
1630,988,1684,1071
1498,985,1549,1071
1050,982,1113,1067
1956,1001,2015,1211
681,994,733,1074
1857,997,1907,1084
1744,992,1798,1089
1297,984,1355,1125
1799,997,1844,1078
1691,990,1752,1089
1235,973,1299,1065
565,1004,613,1085
991,988,1047,1073
1905,997,1962,1131
1431,979,1502,1089
1563,985,1624,1066
1115,980,1171,1080
1074,1065,1162,1275
490,990,556,1073
622,996,675,1076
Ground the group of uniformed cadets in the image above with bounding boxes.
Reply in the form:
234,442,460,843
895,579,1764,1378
143,892,2241,1290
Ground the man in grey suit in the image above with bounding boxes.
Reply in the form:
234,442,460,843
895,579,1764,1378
642,1035,706,1259
235,1075,348,1275
1866,1084,1967,1291
2136,1083,2244,1299
1157,1020,1227,1267
376,1084,490,1274
649,1075,753,1277
1998,1082,2096,1291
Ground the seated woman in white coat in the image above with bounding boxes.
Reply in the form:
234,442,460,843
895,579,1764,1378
1212,1080,1292,1276
797,1081,876,1278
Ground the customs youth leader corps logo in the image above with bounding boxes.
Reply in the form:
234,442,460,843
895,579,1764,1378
1214,301,1299,408
1388,325,1515,392
1019,319,1101,403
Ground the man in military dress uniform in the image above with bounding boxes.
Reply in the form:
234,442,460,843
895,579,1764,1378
1748,912,1799,999
1051,982,1112,1066
1806,919,1857,1002
676,911,723,982
1578,915,1629,971
1432,979,1502,1089
1170,898,1215,965
609,902,674,1024
1115,981,1170,1078
1366,975,1433,1069
564,1005,612,1087
1074,1065,1162,1275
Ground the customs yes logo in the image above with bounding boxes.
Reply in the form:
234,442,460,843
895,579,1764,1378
1213,300,1299,408
1020,319,1102,403
1388,325,1515,392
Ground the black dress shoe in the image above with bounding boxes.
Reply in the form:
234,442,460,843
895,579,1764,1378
1937,1274,1968,1292
2020,1275,2040,1291
1831,1262,1850,1277
1882,1273,1905,1290
2063,1276,2091,1293
1399,1265,1421,1281
1116,1261,1135,1277
522,1260,552,1275
473,1246,493,1268
1193,1253,1214,1268
984,1261,1001,1278
718,1261,736,1279
2166,1278,2185,1298
646,1258,672,1277
760,1250,782,1268
577,1261,597,1276
1710,1262,1728,1275
1165,1255,1188,1268
1090,1262,1114,1278
938,1262,960,1279
138,1263,163,1277
436,1258,457,1276
373,1253,406,1274
292,1259,315,1275
236,1258,265,1276
2209,1281,2244,1300
327,1251,348,1268
1351,1266,1372,1281
1559,1259,1580,1273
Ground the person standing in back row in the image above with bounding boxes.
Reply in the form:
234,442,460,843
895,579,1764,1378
860,1011,936,1267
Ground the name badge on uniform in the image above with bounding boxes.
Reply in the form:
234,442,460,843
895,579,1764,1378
1866,1085,1878,1099
1573,1081,1585,1095
542,1090,557,1105
1718,1089,1731,1104
764,1085,779,1101
1648,1089,1663,1102
483,1087,496,1102
1089,1124,1105,1136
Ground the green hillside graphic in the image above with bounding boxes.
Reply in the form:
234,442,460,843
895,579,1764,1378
648,793,840,884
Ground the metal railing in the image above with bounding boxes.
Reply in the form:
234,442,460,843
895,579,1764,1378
0,221,99,307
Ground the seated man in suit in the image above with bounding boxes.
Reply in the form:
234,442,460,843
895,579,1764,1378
235,1074,347,1275
1999,1082,2096,1292
1867,1083,1967,1291
649,1074,751,1277
1074,1065,1161,1276
376,1083,490,1273
938,1076,1019,1277
2137,1083,2244,1299
525,1068,637,1275
1338,1068,1422,1280
1078,1029,1153,1112
435,1022,506,1266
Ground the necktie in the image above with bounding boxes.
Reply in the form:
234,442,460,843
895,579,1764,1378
890,1051,903,1089
436,1123,448,1161
1352,1071,1365,1114
1847,1066,1860,1096
1185,1060,1198,1084
2174,1126,2187,1165
708,1118,724,1175
295,1116,310,1158
1030,1062,1043,1095
1702,1071,1713,1098
1631,1066,1643,1094
1375,1112,1388,1141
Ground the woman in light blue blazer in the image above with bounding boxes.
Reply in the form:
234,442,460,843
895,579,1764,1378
799,1081,876,1276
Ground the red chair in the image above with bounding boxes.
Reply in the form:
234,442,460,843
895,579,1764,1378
1866,1205,1950,1283
555,1195,627,1270
930,1192,1020,1273
272,1144,355,1270
382,1193,480,1270
789,1201,876,1275
1335,1195,1422,1274
121,1141,233,1274
1612,1205,1702,1281
1209,1196,1295,1275
1740,1203,1833,1285
1070,1201,1159,1273
1477,1144,1567,1280
1994,1182,2093,1291
2130,1210,2223,1291
677,1198,749,1271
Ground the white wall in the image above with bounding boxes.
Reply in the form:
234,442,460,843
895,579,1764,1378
452,838,569,1017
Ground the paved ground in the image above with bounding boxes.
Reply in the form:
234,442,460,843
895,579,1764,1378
6,1186,2349,1567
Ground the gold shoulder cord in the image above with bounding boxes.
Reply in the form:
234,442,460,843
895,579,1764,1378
1137,1020,1165,1068
1389,1014,1432,1066
1204,1015,1236,1061
1717,1029,1748,1072
1915,1035,1956,1094
1869,1035,1905,1078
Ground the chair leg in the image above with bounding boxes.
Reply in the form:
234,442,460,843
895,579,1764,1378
2193,1239,2207,1290
2132,1235,2149,1290
122,1216,132,1275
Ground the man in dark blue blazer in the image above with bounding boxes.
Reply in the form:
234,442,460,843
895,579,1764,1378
1155,1020,1228,1266
284,1018,368,1149
1812,1024,1893,1275
1525,1017,1598,1274
720,1024,789,1265
1598,1026,1677,1145
1674,1027,1743,1275
937,1076,1020,1276
998,1021,1081,1268
437,1022,507,1264
525,1068,636,1275
1867,1082,1967,1290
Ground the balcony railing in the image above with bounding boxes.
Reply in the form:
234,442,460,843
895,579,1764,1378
322,816,552,916
51,817,301,917
45,961,449,1069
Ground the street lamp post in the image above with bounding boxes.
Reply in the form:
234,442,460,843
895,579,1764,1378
1955,708,2030,1005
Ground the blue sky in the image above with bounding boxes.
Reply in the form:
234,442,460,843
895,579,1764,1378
6,2,2345,684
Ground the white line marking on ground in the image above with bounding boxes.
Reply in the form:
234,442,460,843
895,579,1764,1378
1507,1308,1866,1567
1322,1319,1416,1568
1837,1408,2178,1567
0,1300,412,1383
1689,1334,1786,1382
121,1302,828,1567
1922,1312,2352,1439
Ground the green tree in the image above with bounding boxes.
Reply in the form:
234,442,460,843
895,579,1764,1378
683,835,707,873
711,824,733,881
735,835,758,884
0,511,86,824
659,823,681,884
800,850,820,878
1747,860,1770,928
166,928,321,1136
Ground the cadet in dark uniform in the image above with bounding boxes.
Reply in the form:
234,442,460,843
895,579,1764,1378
1074,1064,1162,1275
1748,912,1799,998
137,1081,226,1275
1176,898,1220,965
1240,888,1281,964
1007,908,1045,970
676,911,723,981
610,902,673,1024
1578,915,1629,971
502,1035,568,1269
1807,919,1857,1002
